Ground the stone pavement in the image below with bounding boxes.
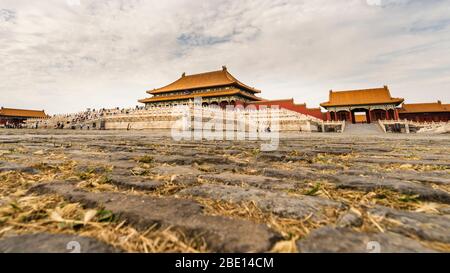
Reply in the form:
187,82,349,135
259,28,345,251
343,123,384,135
0,129,449,253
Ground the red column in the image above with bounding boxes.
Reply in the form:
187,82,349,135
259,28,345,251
385,110,389,120
349,111,353,124
326,111,331,121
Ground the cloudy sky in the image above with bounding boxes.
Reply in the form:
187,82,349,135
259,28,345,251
1,0,449,114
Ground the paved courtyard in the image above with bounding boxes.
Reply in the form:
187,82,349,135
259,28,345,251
0,129,449,253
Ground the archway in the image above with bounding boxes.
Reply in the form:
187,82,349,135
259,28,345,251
336,111,350,122
351,108,371,124
330,112,336,121
371,109,386,122
219,101,229,109
202,102,209,107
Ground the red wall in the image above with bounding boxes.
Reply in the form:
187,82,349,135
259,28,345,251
249,99,324,120
399,112,450,122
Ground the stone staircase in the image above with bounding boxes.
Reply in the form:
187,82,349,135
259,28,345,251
343,123,384,135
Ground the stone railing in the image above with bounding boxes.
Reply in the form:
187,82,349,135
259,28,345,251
25,105,323,132
378,119,449,134
320,120,345,133
377,120,387,133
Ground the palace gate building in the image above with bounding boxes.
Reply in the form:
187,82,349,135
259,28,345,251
0,107,47,127
320,86,404,123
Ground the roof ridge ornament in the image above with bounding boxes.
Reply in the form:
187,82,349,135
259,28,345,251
182,72,186,77
222,65,227,71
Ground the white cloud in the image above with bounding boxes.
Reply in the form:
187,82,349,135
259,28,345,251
0,0,449,114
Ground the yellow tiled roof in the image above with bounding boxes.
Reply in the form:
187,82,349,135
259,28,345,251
399,101,450,113
320,86,404,107
147,67,261,94
139,89,263,103
0,107,47,118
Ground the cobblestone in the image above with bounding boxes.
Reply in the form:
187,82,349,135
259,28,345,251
0,129,449,253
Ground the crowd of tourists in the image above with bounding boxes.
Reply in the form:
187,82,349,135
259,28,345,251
0,121,24,129
26,106,146,129
53,107,142,124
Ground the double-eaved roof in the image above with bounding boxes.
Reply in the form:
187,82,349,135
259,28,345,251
400,101,450,113
320,86,404,108
0,107,47,118
139,88,262,103
146,66,261,95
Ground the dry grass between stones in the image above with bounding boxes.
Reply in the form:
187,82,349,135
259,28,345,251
43,160,450,253
192,197,331,253
0,193,207,253
0,168,207,253
1,139,450,253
